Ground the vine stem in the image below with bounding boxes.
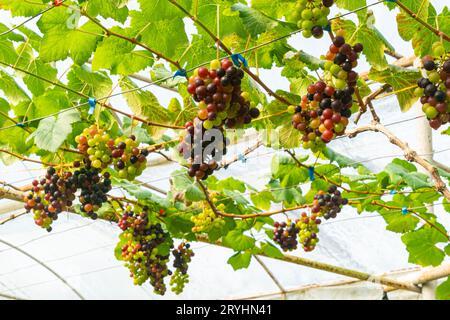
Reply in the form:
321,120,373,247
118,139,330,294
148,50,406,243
194,235,421,293
168,0,294,106
346,121,450,202
395,0,450,42
0,61,184,130
0,148,56,167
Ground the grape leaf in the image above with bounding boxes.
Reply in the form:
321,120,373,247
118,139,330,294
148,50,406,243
368,65,421,112
401,228,447,266
27,109,80,152
227,251,252,270
436,277,450,300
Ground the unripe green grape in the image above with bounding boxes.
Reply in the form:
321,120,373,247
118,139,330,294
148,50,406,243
301,9,313,20
414,87,424,97
334,78,347,89
428,71,440,83
302,20,314,30
302,29,312,38
425,106,438,119
330,64,341,76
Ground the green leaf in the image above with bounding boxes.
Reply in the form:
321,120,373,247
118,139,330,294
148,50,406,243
401,228,447,267
331,16,388,70
231,3,281,37
395,2,450,57
222,230,255,251
170,170,205,202
37,7,102,64
0,98,10,127
86,0,129,23
335,0,367,12
28,109,80,152
260,242,284,259
368,65,421,112
384,159,432,189
276,124,302,149
227,251,252,270
67,65,113,99
92,27,154,75
131,2,188,60
382,209,419,234
251,191,274,210
436,277,450,300
0,70,30,105
0,0,47,16
208,177,247,193
119,78,171,139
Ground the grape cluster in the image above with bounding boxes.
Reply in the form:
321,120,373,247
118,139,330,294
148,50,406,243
170,242,195,294
187,58,260,130
290,37,362,150
75,125,112,169
74,162,112,220
24,167,77,232
273,220,299,252
191,200,226,233
311,185,348,220
118,206,149,232
117,208,172,295
110,135,149,180
323,36,362,90
296,212,321,252
178,119,225,180
292,0,334,39
415,43,450,130
291,81,352,151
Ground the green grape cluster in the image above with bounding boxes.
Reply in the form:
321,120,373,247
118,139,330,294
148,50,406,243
170,242,194,294
191,198,226,233
75,124,112,169
110,135,149,180
116,207,172,295
291,0,334,39
414,42,450,130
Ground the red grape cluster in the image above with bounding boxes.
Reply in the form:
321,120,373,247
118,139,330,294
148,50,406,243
323,36,362,90
187,59,260,130
273,220,299,252
118,206,149,233
170,242,195,294
290,37,362,151
24,167,77,232
415,51,450,130
178,119,224,180
296,212,321,252
311,185,348,220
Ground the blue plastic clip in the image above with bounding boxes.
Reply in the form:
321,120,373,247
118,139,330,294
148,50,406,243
15,123,25,128
401,207,409,215
385,0,396,3
173,68,187,79
389,190,397,195
88,97,97,115
308,166,315,182
238,153,247,163
231,53,249,68
322,24,332,32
